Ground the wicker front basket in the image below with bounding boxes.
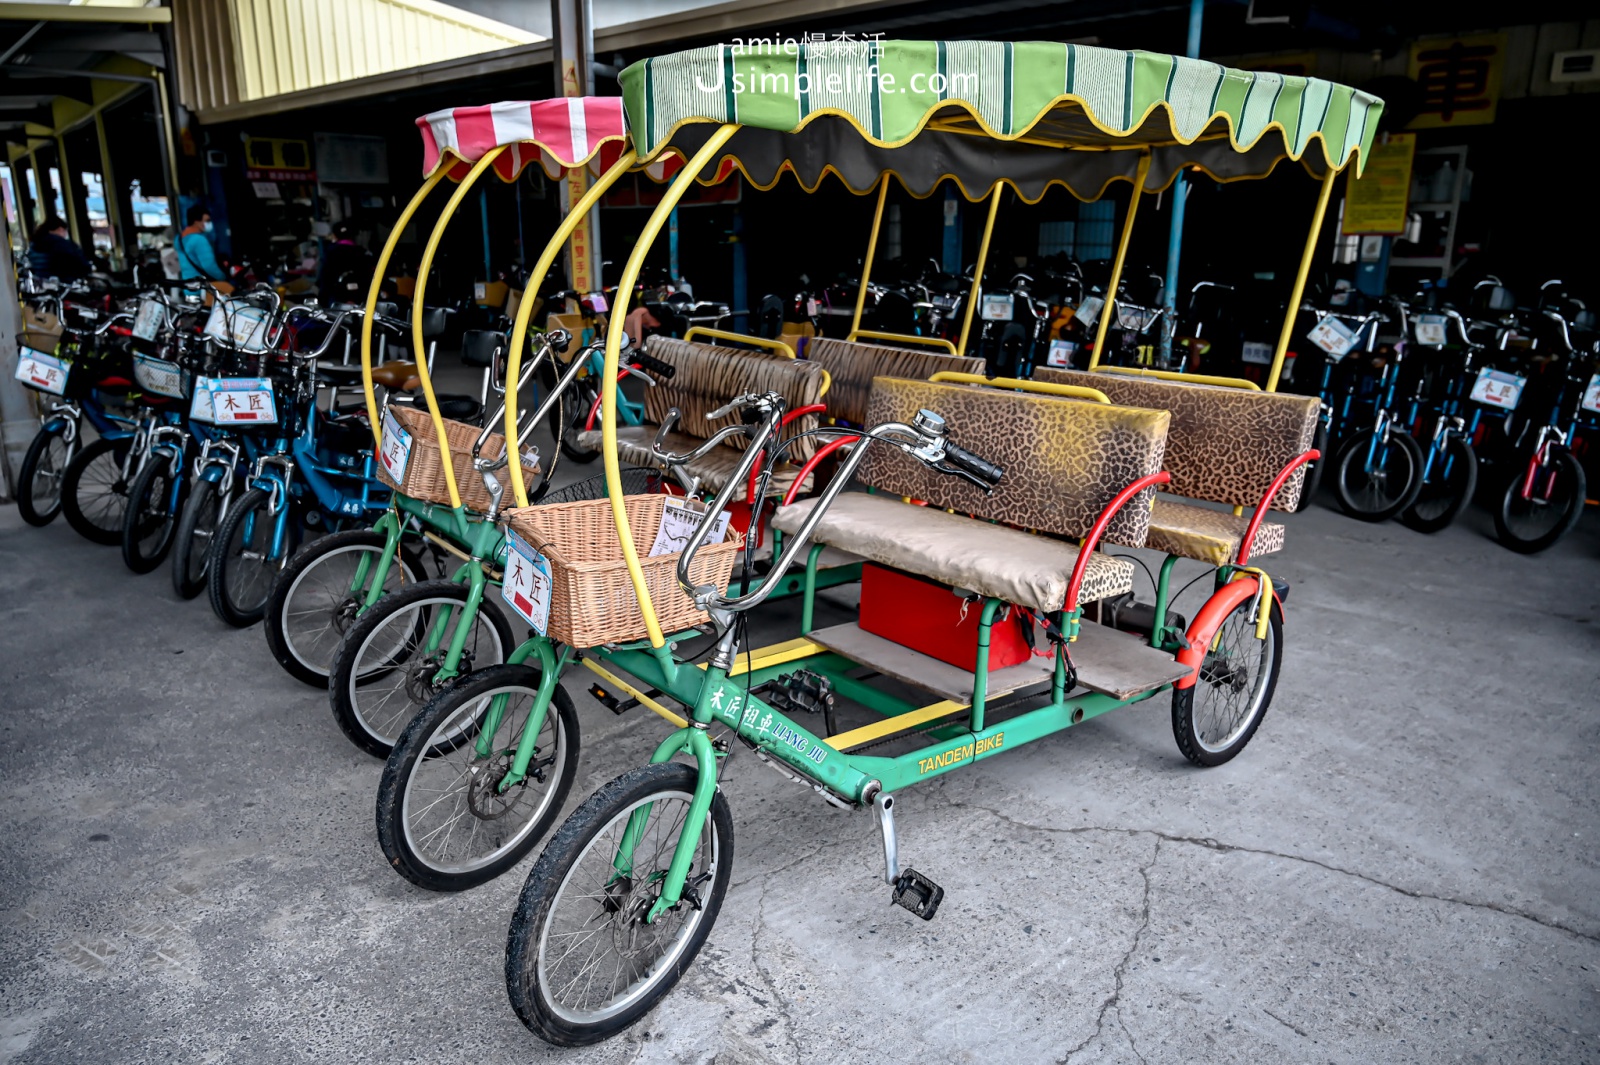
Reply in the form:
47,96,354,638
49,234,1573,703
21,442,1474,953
379,402,538,513
504,494,744,647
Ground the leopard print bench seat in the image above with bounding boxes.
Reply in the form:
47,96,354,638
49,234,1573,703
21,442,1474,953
774,376,1171,611
577,336,828,495
1035,369,1318,565
803,337,983,426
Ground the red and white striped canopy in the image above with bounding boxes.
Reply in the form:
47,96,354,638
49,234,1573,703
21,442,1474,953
417,97,633,182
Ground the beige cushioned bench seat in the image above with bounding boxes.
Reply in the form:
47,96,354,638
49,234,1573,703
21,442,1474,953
1144,499,1284,566
774,492,1134,610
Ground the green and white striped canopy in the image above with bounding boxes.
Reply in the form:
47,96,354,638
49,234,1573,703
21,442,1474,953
620,40,1384,202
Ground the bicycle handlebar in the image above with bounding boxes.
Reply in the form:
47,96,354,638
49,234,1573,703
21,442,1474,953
669,393,1003,617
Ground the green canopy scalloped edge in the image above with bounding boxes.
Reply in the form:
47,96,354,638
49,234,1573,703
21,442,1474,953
621,40,1384,200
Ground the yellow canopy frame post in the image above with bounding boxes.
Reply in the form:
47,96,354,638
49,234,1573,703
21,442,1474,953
361,168,448,447
409,146,510,510
1086,150,1153,372
1267,167,1337,393
603,125,740,653
503,148,639,508
957,188,1002,357
848,178,890,338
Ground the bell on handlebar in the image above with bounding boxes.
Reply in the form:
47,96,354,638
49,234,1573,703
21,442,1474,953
913,409,949,439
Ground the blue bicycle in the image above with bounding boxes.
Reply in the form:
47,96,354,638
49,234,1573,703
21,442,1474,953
204,305,390,626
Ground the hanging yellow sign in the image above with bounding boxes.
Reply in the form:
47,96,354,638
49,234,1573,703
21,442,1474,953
1408,34,1505,129
1342,133,1415,236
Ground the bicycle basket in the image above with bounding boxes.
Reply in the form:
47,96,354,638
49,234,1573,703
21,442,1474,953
133,353,193,399
536,466,657,505
376,402,539,514
502,493,743,647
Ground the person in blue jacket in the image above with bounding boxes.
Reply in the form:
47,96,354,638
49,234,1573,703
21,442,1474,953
176,203,225,282
27,216,91,280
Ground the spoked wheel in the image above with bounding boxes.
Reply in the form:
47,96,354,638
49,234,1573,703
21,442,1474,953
559,386,601,464
208,487,287,627
328,579,516,758
506,763,733,1047
1332,426,1424,522
17,424,73,526
61,436,134,545
1494,451,1586,554
1172,595,1282,767
378,664,581,891
1293,420,1329,513
1401,435,1478,534
264,530,422,687
121,456,187,573
171,478,224,600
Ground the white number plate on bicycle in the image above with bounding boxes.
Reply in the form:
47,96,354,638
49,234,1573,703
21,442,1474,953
203,300,274,353
1470,367,1525,410
13,347,68,395
132,297,165,341
133,354,188,399
1046,339,1078,368
193,376,277,424
980,294,1014,321
650,498,731,557
1074,296,1104,329
501,532,553,634
378,408,413,484
1413,314,1448,347
1241,340,1275,365
1307,315,1358,357
1582,373,1600,415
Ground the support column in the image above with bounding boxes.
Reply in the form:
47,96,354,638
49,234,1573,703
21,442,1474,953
1157,0,1204,367
55,135,82,248
94,111,125,271
552,0,596,295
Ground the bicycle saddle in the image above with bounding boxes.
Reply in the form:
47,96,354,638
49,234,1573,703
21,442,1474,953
370,360,420,390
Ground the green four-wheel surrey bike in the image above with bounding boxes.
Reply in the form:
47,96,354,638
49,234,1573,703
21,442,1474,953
391,37,1380,1046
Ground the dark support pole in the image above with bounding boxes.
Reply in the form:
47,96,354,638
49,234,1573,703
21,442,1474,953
1158,0,1204,367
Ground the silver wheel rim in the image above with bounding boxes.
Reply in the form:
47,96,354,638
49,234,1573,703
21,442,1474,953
133,468,176,558
534,787,717,1025
282,544,407,678
185,489,221,584
1347,436,1412,512
1192,605,1274,754
347,595,504,748
31,435,69,514
224,499,277,614
399,683,563,875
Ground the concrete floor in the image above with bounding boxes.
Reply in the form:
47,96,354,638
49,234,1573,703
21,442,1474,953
1,473,1597,1064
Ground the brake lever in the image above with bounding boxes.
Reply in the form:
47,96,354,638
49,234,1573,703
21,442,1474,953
931,460,996,494
621,363,658,387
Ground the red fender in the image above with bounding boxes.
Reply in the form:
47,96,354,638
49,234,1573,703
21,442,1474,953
1172,576,1280,690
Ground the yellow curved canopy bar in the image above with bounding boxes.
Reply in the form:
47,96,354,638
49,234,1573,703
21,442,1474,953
362,168,446,446
603,124,741,648
503,148,640,508
929,371,1109,404
408,146,508,509
846,329,959,356
1094,366,1261,391
682,326,795,359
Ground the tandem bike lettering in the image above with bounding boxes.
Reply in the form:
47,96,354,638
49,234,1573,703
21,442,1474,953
711,684,828,767
918,733,1005,775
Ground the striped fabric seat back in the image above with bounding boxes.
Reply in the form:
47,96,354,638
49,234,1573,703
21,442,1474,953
641,337,829,462
804,338,983,426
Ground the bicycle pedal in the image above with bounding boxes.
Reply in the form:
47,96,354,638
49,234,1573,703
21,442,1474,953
587,683,637,715
891,869,944,921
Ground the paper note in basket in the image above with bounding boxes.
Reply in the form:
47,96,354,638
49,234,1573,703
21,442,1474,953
132,297,165,342
649,498,731,558
13,347,68,395
501,532,553,634
1583,374,1600,415
378,408,413,484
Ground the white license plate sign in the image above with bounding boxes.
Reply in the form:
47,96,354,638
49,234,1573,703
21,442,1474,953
649,498,731,558
191,377,277,423
203,300,274,352
1307,315,1357,356
1074,296,1103,329
1583,373,1600,415
501,532,553,634
1470,367,1525,410
378,408,413,484
980,294,1014,321
132,298,165,341
1413,314,1448,347
1241,340,1275,365
1046,339,1077,368
14,347,68,395
134,355,188,399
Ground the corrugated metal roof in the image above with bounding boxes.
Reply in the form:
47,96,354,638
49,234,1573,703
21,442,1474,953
171,0,540,117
